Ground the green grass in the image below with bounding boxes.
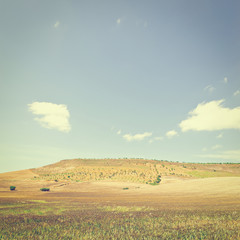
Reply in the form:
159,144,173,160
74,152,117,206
148,182,159,185
28,200,48,203
0,201,239,239
99,205,153,212
0,202,67,216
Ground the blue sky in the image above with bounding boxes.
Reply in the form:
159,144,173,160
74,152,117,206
1,0,240,173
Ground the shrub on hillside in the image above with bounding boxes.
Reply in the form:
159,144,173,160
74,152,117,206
146,175,161,185
156,175,161,183
10,186,16,191
40,188,50,192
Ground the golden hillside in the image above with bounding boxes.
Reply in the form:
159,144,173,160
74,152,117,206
31,158,240,184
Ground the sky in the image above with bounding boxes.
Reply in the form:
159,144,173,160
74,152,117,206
0,0,240,173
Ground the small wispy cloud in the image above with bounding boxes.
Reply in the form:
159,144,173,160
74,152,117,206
123,132,152,142
234,90,240,96
166,130,178,138
28,102,71,133
204,85,215,93
116,17,123,25
224,77,228,84
117,130,121,135
54,21,60,28
202,147,208,152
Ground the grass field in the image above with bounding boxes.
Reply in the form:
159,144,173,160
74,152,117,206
0,200,239,239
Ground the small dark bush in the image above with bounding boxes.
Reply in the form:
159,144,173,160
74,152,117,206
10,186,16,191
123,187,129,190
40,188,50,192
156,175,161,183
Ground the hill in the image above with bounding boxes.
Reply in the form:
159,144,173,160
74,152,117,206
30,158,240,184
0,158,240,211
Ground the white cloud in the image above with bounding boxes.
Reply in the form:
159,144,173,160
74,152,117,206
179,99,240,132
116,18,122,25
166,130,178,138
117,130,121,135
54,21,60,28
224,77,228,84
212,144,222,150
198,149,240,161
123,132,152,142
234,90,240,96
204,85,215,93
28,102,71,133
202,147,208,152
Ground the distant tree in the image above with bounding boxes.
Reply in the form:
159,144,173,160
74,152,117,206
10,186,16,191
40,188,50,191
